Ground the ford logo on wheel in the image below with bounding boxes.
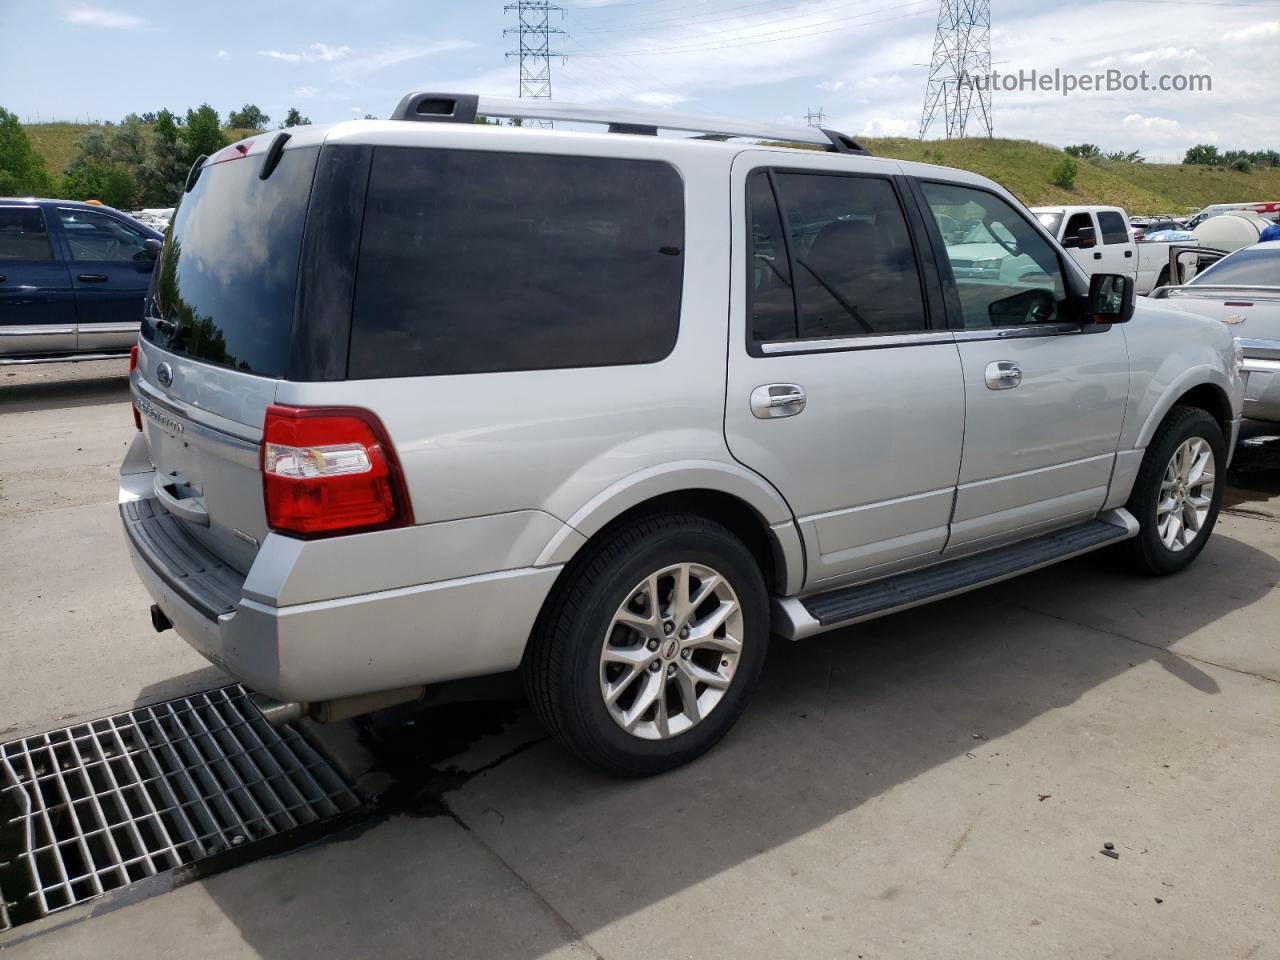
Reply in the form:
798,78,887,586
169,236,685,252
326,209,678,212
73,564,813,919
156,362,173,388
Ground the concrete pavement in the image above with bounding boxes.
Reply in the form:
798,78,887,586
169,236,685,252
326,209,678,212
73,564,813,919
2,361,1277,959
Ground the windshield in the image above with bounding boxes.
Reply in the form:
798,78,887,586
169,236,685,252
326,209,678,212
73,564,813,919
1189,247,1280,287
143,145,319,377
1036,212,1064,234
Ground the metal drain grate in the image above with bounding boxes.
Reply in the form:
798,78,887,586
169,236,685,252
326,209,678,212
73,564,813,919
0,685,359,926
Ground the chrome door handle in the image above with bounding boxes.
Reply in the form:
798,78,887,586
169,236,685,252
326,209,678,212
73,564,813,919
750,383,807,419
984,361,1022,390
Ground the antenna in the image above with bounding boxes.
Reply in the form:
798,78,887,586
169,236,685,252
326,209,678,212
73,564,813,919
919,0,992,139
504,1,568,129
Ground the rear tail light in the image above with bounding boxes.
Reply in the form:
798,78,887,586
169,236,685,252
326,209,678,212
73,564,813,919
129,345,142,431
261,404,413,537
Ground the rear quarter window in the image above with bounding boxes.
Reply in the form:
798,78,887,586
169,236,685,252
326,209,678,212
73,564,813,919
348,147,685,378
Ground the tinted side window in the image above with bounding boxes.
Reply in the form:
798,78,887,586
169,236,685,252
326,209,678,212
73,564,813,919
349,148,684,378
56,209,149,262
921,182,1067,329
1097,211,1130,245
773,173,926,338
1189,249,1280,287
1062,212,1095,246
747,171,797,342
0,207,53,261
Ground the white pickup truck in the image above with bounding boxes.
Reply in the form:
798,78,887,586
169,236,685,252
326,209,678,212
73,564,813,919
1031,205,1196,295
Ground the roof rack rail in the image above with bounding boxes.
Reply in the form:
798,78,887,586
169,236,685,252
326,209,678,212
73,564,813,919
388,92,871,155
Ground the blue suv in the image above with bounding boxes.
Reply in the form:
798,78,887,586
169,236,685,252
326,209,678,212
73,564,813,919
0,199,163,364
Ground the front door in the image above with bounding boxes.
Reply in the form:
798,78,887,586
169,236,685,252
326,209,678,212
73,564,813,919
915,181,1129,552
52,207,154,350
0,205,76,356
723,152,966,590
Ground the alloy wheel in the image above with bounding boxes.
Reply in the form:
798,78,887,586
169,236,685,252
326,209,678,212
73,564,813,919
599,562,744,740
1157,436,1216,552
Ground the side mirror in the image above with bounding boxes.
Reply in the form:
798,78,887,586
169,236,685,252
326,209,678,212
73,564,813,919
1063,226,1097,250
1088,273,1135,324
143,238,162,261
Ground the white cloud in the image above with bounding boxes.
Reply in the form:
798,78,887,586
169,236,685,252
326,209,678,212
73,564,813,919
258,42,352,65
1224,20,1280,42
860,116,915,137
630,92,687,106
1122,113,1180,132
62,6,148,30
215,49,229,60
292,85,319,99
333,40,473,77
817,80,845,92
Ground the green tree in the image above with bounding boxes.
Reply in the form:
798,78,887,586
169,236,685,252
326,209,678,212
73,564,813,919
280,107,311,128
180,103,228,166
1051,156,1078,190
60,162,137,208
1064,143,1102,161
227,104,271,131
1183,143,1220,165
0,107,55,195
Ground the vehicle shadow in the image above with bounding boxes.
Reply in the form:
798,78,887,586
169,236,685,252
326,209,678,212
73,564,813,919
195,524,1278,959
0,370,130,415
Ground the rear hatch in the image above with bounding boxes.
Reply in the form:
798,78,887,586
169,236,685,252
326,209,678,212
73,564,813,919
134,137,320,572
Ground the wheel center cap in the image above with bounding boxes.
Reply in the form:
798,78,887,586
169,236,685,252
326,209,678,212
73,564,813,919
661,638,680,660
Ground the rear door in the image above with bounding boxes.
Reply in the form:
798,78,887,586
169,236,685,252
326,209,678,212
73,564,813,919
724,152,965,590
135,141,321,570
51,207,155,350
914,180,1128,552
0,205,76,356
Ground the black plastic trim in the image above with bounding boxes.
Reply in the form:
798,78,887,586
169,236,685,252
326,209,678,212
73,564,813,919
820,128,872,155
259,132,291,180
290,143,372,382
184,155,207,193
608,122,659,136
390,92,479,123
120,498,245,621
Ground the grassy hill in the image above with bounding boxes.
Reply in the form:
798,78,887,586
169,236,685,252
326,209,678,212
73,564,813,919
24,122,258,177
24,123,1280,215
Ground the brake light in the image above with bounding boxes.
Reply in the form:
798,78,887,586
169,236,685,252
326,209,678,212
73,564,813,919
129,345,142,431
261,405,413,537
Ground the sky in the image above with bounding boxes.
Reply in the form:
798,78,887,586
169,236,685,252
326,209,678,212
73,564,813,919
1,0,1277,161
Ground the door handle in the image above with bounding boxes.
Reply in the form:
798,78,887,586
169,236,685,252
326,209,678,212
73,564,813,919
1092,252,1102,260
154,476,210,526
984,361,1022,390
78,273,109,282
750,383,807,419
1124,250,1133,258
0,275,6,283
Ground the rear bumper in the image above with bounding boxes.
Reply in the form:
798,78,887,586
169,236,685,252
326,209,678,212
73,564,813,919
121,496,562,703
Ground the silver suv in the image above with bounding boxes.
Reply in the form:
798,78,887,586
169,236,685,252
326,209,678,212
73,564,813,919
121,93,1244,775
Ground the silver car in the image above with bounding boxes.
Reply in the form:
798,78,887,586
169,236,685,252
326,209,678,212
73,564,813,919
121,93,1244,775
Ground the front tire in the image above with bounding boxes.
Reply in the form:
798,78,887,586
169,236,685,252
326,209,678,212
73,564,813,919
1124,406,1225,575
523,513,769,776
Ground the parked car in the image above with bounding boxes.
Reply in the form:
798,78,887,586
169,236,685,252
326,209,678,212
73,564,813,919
1150,240,1280,422
1031,204,1196,294
120,94,1244,775
0,199,162,363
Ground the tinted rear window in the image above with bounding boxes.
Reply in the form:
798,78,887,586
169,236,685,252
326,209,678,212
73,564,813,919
143,146,319,377
1190,248,1280,287
348,147,684,379
1097,211,1130,245
0,207,53,261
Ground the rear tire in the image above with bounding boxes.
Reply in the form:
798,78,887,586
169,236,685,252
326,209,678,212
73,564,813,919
523,513,769,776
1124,405,1225,575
